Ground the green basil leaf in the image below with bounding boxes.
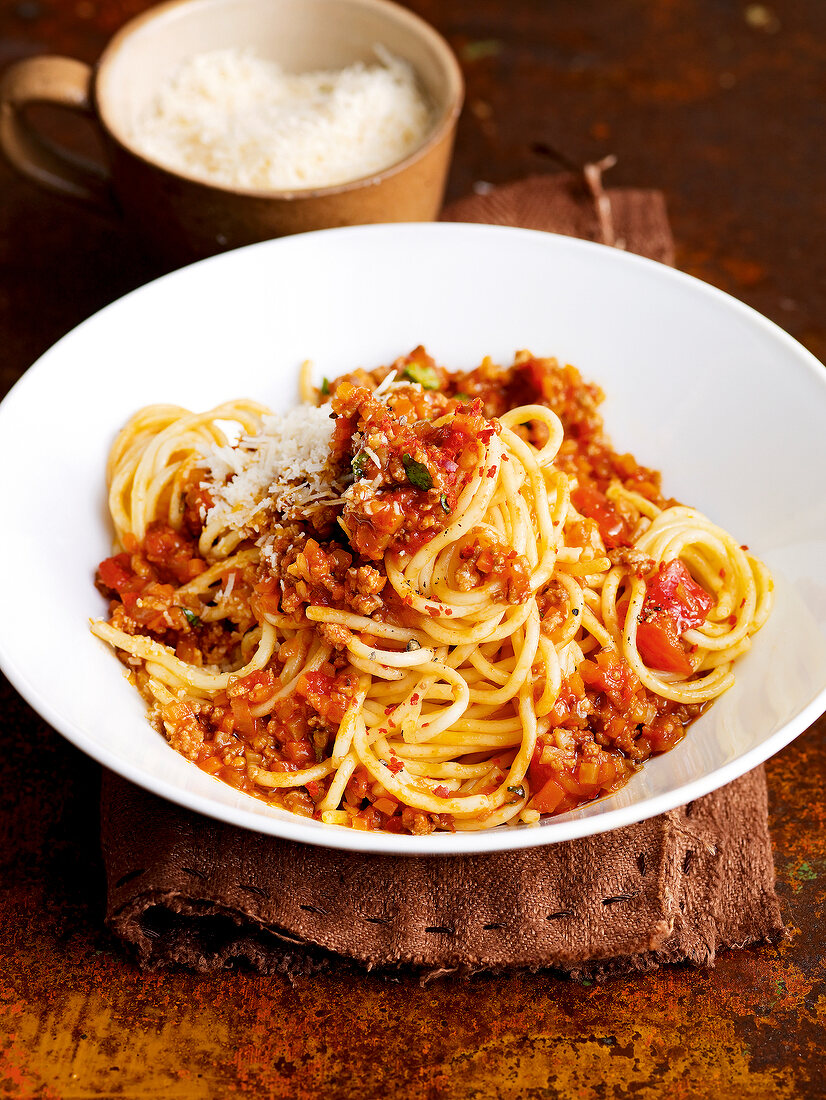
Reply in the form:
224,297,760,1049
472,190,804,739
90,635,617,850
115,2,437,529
182,608,201,627
402,453,433,491
403,362,440,390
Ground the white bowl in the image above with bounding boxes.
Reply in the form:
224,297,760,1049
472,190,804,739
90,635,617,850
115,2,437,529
1,223,824,855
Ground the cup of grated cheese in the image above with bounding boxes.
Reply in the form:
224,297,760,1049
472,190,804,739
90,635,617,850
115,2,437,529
0,0,463,264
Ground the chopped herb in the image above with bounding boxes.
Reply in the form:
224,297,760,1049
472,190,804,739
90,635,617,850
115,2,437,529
181,608,201,627
351,452,368,478
572,608,579,616
440,493,451,513
405,638,422,652
320,377,330,395
403,362,440,390
507,784,526,803
402,453,433,491
453,391,471,402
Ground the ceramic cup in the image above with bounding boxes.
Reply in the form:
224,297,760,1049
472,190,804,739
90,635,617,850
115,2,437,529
0,0,463,263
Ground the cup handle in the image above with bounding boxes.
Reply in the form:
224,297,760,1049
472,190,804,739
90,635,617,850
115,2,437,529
0,55,118,216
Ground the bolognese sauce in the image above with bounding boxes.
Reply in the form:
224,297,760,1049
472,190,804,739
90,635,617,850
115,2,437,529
93,349,772,835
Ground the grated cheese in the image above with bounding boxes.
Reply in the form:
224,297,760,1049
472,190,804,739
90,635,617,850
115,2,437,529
131,47,433,191
204,404,337,533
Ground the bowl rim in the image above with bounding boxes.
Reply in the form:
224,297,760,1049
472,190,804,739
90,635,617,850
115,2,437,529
2,221,825,856
92,0,465,200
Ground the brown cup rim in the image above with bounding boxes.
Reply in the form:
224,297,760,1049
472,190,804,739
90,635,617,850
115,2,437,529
93,0,464,200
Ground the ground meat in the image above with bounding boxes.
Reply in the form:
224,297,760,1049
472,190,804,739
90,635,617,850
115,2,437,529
346,564,386,615
259,537,390,620
330,380,497,560
317,623,353,649
607,546,656,575
99,348,715,833
162,700,206,761
454,538,532,604
536,580,570,634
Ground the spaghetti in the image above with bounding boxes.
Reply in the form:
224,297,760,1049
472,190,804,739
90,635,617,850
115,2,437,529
91,349,773,834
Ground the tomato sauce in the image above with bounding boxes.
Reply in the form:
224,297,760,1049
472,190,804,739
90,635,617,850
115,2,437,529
98,350,713,833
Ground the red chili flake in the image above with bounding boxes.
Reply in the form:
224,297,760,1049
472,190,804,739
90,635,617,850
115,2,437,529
434,785,450,798
384,704,397,715
479,427,495,444
719,568,726,578
740,544,749,551
445,608,453,616
386,757,403,775
740,598,746,608
486,465,497,479
728,614,738,625
410,694,420,703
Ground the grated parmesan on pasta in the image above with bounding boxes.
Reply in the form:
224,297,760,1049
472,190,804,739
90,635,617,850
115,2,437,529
131,47,433,191
204,404,337,533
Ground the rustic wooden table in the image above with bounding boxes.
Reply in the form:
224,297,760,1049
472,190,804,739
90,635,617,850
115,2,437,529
2,1,825,1096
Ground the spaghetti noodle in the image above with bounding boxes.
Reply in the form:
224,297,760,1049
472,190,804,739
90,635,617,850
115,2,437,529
91,349,773,834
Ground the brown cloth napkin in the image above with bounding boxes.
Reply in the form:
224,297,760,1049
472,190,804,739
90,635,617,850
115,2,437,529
102,172,784,977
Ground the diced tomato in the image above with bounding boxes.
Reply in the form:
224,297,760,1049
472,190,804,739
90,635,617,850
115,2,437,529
229,668,276,705
598,758,619,785
373,796,399,816
98,553,134,592
571,483,631,548
579,652,637,709
636,560,714,674
557,771,587,796
283,740,315,767
531,777,567,814
229,694,257,736
475,549,494,573
528,744,556,791
119,584,178,633
636,619,692,676
645,560,714,632
144,523,206,583
577,760,602,787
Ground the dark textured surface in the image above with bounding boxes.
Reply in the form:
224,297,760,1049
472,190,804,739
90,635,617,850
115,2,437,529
1,0,825,1096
